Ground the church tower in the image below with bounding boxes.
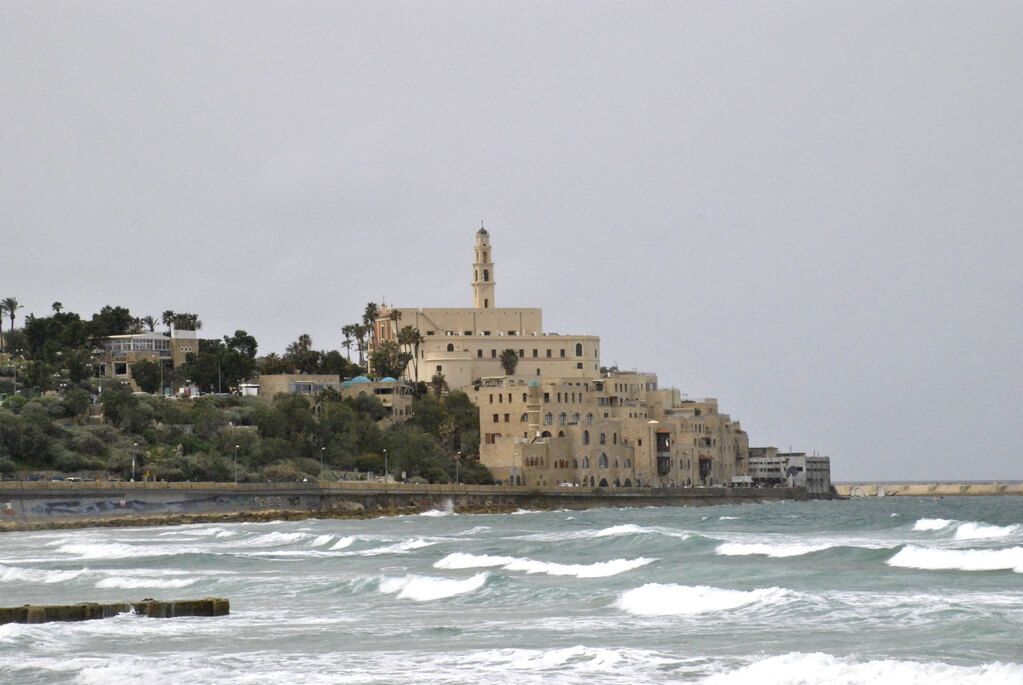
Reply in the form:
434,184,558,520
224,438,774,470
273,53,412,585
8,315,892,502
473,226,495,309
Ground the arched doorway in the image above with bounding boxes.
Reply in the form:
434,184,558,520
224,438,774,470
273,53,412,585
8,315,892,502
598,478,609,487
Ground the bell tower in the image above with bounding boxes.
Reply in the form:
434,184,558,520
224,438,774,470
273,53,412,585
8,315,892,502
473,225,495,309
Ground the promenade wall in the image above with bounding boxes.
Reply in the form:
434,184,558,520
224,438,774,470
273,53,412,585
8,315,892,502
0,481,809,529
835,482,1023,497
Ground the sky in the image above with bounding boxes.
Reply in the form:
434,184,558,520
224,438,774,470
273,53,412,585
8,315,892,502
2,1,1021,481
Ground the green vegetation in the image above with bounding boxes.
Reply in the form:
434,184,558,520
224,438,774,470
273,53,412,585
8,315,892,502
0,297,491,483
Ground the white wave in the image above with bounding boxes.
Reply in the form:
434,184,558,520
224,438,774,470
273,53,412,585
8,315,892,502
617,583,792,616
719,516,740,520
890,512,900,517
434,552,655,578
887,545,1023,573
0,564,89,584
309,535,333,547
348,538,435,556
954,522,1020,540
54,543,152,559
594,524,648,537
157,527,233,538
462,645,679,673
912,518,955,531
702,652,1023,685
244,532,310,547
378,572,487,601
94,576,198,589
419,509,454,517
715,542,833,558
329,536,355,550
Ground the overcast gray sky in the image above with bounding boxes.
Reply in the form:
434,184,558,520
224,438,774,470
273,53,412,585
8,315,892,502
3,1,1021,481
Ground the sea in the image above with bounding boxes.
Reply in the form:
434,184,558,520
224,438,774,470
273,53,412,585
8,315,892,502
1,496,1022,684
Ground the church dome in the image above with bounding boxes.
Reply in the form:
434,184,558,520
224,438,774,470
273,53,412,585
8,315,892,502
349,376,371,384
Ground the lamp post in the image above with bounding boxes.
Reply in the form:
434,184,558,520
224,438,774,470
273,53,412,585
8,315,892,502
233,445,239,484
647,420,659,486
132,442,138,482
455,451,461,484
382,449,388,483
320,447,325,479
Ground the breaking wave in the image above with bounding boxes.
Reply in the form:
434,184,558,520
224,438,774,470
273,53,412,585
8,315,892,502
0,564,89,584
348,538,435,556
953,522,1020,540
912,518,954,531
378,573,488,601
94,576,199,590
887,545,1023,573
329,536,355,550
434,552,655,578
617,583,793,616
715,542,833,558
702,652,1023,684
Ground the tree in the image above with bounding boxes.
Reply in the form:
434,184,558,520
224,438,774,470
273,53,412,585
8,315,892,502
52,301,63,313
430,372,448,398
397,326,425,381
369,341,411,380
161,310,176,333
341,326,354,361
1,297,21,351
131,359,164,394
138,315,156,332
88,305,135,338
499,349,519,375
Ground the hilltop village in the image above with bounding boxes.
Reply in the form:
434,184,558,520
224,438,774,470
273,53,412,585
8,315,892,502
0,230,829,492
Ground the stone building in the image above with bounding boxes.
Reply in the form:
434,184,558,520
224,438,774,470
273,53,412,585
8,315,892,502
94,327,198,393
371,227,756,487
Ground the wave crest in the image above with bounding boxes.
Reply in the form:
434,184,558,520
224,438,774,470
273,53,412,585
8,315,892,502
378,573,487,601
887,545,1023,573
434,552,654,578
715,542,832,558
617,583,792,616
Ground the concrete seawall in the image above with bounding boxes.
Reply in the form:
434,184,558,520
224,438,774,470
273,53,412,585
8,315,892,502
0,481,810,531
836,482,1023,497
0,598,230,624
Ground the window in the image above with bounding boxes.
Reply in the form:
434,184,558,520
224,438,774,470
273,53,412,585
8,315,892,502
493,414,499,423
491,349,497,358
573,458,579,469
477,349,483,358
532,349,538,358
546,349,552,358
544,413,553,425
446,343,454,352
582,456,590,468
613,433,618,445
520,413,528,422
624,458,632,468
558,413,566,425
504,414,510,423
436,365,442,373
599,433,606,445
489,394,493,403
560,349,566,357
522,393,527,402
583,430,590,445
599,453,609,469
483,269,489,282
575,343,583,357
586,414,593,425
543,393,550,403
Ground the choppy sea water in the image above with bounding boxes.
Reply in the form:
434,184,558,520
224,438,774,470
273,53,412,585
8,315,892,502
2,497,1022,684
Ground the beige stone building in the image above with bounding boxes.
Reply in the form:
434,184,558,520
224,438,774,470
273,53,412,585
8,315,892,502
95,327,198,393
371,227,754,487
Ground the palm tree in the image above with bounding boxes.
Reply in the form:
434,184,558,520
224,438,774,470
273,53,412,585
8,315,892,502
1,298,20,352
139,315,156,332
161,310,176,333
52,301,63,314
341,336,353,361
499,349,519,375
397,325,425,382
0,302,5,351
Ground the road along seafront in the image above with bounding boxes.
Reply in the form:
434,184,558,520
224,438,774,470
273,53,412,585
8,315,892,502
0,481,813,532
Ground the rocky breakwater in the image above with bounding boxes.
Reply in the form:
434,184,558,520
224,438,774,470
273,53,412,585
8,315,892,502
0,598,230,625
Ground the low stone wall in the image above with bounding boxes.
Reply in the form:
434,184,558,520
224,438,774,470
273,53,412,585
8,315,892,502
835,482,1023,497
0,481,810,530
0,598,230,624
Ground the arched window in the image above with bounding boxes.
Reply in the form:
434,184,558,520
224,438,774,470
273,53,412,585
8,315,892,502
589,476,595,487
613,433,618,445
582,456,590,469
544,413,553,425
599,433,606,445
624,479,632,487
624,458,632,468
558,431,565,437
583,430,590,445
483,269,489,282
520,412,528,422
541,430,552,438
614,479,620,487
575,343,583,357
558,412,566,425
598,478,608,487
586,414,593,425
599,453,609,468
446,343,454,352
572,458,579,469
571,413,580,424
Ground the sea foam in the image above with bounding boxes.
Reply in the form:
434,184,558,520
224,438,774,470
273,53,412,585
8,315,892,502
94,576,198,590
0,564,88,584
378,573,488,601
616,583,792,616
702,652,1023,685
887,545,1023,573
715,542,833,558
953,522,1020,540
434,552,654,578
912,518,954,531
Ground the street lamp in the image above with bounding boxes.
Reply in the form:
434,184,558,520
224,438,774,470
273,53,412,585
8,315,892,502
320,447,325,479
455,451,461,484
233,445,239,484
382,449,388,483
132,442,138,482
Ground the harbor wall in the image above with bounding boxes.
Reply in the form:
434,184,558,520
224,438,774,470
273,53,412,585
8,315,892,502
0,481,809,529
835,482,1023,497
